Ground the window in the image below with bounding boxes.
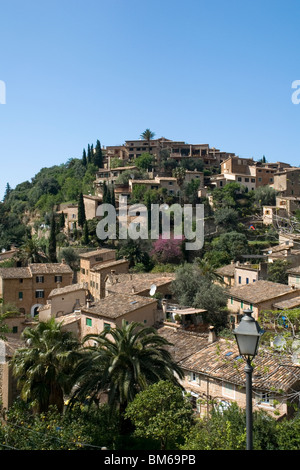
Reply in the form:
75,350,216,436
241,301,244,308
104,323,111,331
231,297,233,305
189,372,200,385
256,392,273,407
55,276,62,283
36,276,44,283
246,278,249,284
86,318,92,327
12,326,18,334
143,319,147,324
238,276,242,284
81,268,85,274
18,292,23,300
222,382,235,398
35,290,44,299
245,178,249,182
19,278,23,283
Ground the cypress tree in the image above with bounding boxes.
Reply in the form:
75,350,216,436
111,184,116,208
90,144,94,163
82,149,87,167
59,211,65,230
102,181,108,203
83,221,89,245
78,192,86,228
87,144,91,164
3,183,11,201
49,215,57,262
94,139,103,168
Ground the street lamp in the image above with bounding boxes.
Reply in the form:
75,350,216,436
233,309,264,450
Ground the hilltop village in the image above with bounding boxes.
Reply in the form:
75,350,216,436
0,131,300,449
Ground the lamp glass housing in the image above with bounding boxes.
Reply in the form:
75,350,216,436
233,309,264,359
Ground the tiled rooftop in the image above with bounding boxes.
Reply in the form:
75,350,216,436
229,280,298,304
49,283,87,298
29,263,72,274
178,337,300,392
81,293,157,319
0,263,72,279
105,272,175,295
79,248,116,258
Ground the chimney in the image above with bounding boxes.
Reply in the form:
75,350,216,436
132,286,136,293
208,326,217,344
86,298,91,309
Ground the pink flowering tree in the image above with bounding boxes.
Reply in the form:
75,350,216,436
150,235,185,264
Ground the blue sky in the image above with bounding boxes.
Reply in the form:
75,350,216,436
0,0,300,199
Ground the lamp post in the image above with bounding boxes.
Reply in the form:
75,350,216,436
233,309,264,450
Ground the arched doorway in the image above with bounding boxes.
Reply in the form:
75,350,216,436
31,304,43,317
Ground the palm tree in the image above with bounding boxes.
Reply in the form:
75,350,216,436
12,318,81,413
195,257,225,283
140,128,155,142
17,236,48,265
140,129,155,155
70,321,183,417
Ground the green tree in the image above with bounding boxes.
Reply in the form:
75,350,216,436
58,246,79,271
70,321,183,422
140,129,155,143
48,215,57,262
3,183,12,201
77,192,86,228
12,319,80,413
214,207,240,232
82,148,87,167
267,260,290,284
87,144,92,164
135,153,154,171
181,402,279,450
171,262,228,331
18,235,48,264
253,185,277,208
212,231,249,261
94,139,103,168
125,381,193,450
83,221,89,245
59,211,65,230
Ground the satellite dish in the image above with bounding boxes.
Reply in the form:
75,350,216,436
149,284,157,296
273,336,286,351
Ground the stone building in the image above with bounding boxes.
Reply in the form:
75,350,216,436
0,263,73,317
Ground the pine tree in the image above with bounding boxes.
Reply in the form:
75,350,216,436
82,149,87,167
78,192,86,228
94,139,103,168
48,215,57,262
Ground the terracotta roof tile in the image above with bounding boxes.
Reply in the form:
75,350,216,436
229,280,297,304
